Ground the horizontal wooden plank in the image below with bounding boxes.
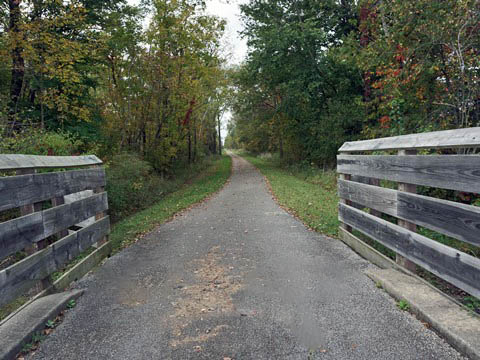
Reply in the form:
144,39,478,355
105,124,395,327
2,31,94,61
0,154,102,171
337,155,480,193
0,192,108,261
338,179,480,247
0,168,106,212
339,127,480,152
338,179,397,215
338,203,480,298
0,217,110,307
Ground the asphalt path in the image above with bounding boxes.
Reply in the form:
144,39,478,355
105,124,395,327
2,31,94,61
30,155,463,359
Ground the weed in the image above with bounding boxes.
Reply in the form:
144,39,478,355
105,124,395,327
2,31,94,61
464,296,480,314
21,332,46,354
45,319,56,329
397,299,410,311
375,281,383,289
66,299,76,309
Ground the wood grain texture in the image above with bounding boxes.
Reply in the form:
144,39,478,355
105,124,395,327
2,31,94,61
338,179,480,248
337,154,480,193
0,217,110,307
339,127,480,152
0,168,106,212
338,203,480,298
0,154,102,171
338,179,397,215
397,191,480,248
0,192,108,261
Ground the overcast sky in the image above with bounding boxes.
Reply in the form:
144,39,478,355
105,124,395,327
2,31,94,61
205,0,248,64
127,0,248,65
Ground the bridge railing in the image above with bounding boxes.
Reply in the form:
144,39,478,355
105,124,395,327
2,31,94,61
0,154,111,308
337,127,480,298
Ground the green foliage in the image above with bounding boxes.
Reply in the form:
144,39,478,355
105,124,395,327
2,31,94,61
351,0,480,137
232,0,362,166
21,332,46,354
397,299,410,311
66,299,76,309
105,153,225,223
45,320,56,329
464,296,480,314
105,153,164,222
0,129,84,156
109,155,231,252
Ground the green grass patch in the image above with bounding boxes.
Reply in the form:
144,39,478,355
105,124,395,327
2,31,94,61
242,154,339,237
0,296,28,323
109,155,232,252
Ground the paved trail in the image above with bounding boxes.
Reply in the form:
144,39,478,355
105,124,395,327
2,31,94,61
31,155,463,360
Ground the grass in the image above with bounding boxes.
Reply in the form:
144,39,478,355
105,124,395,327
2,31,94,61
241,153,339,238
109,155,232,253
0,155,232,323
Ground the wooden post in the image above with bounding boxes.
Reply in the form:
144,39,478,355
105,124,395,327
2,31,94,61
16,169,42,255
16,169,52,289
339,152,352,232
368,178,382,218
397,149,417,273
93,167,108,248
52,196,69,240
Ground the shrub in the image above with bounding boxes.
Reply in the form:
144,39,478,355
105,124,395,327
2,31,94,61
0,128,84,156
105,153,166,222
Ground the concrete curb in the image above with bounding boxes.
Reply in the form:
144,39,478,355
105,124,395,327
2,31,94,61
0,289,84,360
367,268,480,360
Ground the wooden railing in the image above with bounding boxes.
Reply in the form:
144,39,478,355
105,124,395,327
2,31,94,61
337,128,480,298
0,154,111,308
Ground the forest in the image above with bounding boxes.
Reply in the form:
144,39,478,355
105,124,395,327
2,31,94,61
226,0,480,168
1,0,230,220
1,0,480,211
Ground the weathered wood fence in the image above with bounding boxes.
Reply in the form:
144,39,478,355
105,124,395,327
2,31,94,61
337,127,480,298
0,155,111,308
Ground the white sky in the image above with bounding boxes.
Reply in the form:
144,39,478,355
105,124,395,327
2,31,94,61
204,0,248,140
205,0,248,65
127,0,248,64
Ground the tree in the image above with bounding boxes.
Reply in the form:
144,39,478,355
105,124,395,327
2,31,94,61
233,0,363,166
352,0,480,137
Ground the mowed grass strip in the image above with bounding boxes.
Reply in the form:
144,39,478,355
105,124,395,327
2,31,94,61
243,155,339,237
110,155,232,252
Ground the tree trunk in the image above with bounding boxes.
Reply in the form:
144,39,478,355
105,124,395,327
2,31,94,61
193,117,197,162
279,135,284,159
8,0,24,131
217,114,222,155
188,124,192,164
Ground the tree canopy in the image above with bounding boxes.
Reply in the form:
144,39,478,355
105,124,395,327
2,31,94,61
1,0,228,173
227,0,480,166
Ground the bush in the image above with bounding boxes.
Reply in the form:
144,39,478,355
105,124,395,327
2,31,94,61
105,153,167,222
0,128,84,156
